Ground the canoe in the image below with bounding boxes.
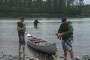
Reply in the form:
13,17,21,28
26,33,57,55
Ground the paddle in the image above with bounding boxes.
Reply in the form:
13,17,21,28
52,34,61,60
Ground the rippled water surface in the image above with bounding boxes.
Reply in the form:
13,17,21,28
0,18,90,60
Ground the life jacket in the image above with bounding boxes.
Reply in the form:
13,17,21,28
60,22,70,33
17,22,24,28
17,22,25,33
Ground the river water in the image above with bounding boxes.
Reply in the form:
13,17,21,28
0,18,90,60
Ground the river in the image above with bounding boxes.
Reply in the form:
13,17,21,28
0,18,90,60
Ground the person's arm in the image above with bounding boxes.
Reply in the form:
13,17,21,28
17,26,25,31
56,24,62,36
63,24,73,36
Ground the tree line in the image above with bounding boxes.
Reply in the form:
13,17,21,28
0,0,86,17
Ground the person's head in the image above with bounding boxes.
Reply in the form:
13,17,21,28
62,17,67,24
21,17,24,22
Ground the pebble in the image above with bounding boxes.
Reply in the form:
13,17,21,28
75,56,80,59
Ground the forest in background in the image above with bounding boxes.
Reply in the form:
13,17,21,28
0,0,90,18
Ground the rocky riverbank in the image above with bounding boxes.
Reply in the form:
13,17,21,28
0,51,90,60
0,52,39,60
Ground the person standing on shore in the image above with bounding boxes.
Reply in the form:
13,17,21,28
56,17,74,60
17,17,26,58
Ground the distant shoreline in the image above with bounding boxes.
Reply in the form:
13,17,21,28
0,14,90,18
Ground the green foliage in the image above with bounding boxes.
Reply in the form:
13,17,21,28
0,0,85,17
82,5,90,16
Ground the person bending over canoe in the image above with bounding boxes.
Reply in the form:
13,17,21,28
17,17,26,57
33,19,39,28
56,17,74,60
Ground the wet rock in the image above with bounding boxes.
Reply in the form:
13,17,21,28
75,56,80,60
82,55,89,59
13,56,17,59
75,58,80,60
29,57,39,60
82,55,90,60
10,58,13,60
60,56,64,58
88,55,90,60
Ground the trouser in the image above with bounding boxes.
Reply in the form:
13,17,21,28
18,32,25,46
62,36,73,51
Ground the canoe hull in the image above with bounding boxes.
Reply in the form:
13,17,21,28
27,41,57,55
